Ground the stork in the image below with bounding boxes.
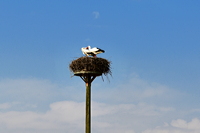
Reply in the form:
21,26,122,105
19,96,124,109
81,46,105,57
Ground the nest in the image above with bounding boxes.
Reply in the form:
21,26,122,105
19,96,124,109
69,56,112,76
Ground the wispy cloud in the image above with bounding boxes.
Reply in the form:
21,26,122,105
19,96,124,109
0,78,85,107
0,100,175,133
0,103,11,109
93,76,181,104
93,11,100,19
142,118,200,133
85,38,90,41
0,77,198,133
0,101,84,133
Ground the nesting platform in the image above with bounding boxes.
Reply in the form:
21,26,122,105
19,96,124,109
74,71,102,77
69,56,111,77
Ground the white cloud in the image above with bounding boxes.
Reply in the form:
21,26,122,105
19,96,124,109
0,99,198,133
0,76,179,107
85,38,90,41
0,101,84,133
171,118,200,130
0,78,85,110
0,102,23,110
0,100,176,133
0,77,198,133
93,11,100,19
171,119,188,129
0,103,11,109
45,101,85,122
0,78,58,101
93,75,180,104
142,118,200,133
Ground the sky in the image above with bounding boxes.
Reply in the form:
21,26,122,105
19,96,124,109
0,0,200,133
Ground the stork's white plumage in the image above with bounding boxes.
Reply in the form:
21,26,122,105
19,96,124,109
81,46,105,57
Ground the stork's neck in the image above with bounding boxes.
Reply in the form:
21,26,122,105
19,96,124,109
87,46,91,50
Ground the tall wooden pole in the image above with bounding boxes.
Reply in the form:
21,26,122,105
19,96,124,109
85,76,91,133
74,72,99,133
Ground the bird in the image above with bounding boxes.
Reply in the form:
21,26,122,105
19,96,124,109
81,46,105,57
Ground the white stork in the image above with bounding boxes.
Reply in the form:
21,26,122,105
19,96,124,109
81,46,105,57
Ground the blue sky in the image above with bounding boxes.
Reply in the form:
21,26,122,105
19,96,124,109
0,0,200,133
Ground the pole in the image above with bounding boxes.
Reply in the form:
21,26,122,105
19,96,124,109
85,76,91,133
78,74,96,133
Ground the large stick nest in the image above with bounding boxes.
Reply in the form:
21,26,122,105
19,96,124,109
69,56,112,76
